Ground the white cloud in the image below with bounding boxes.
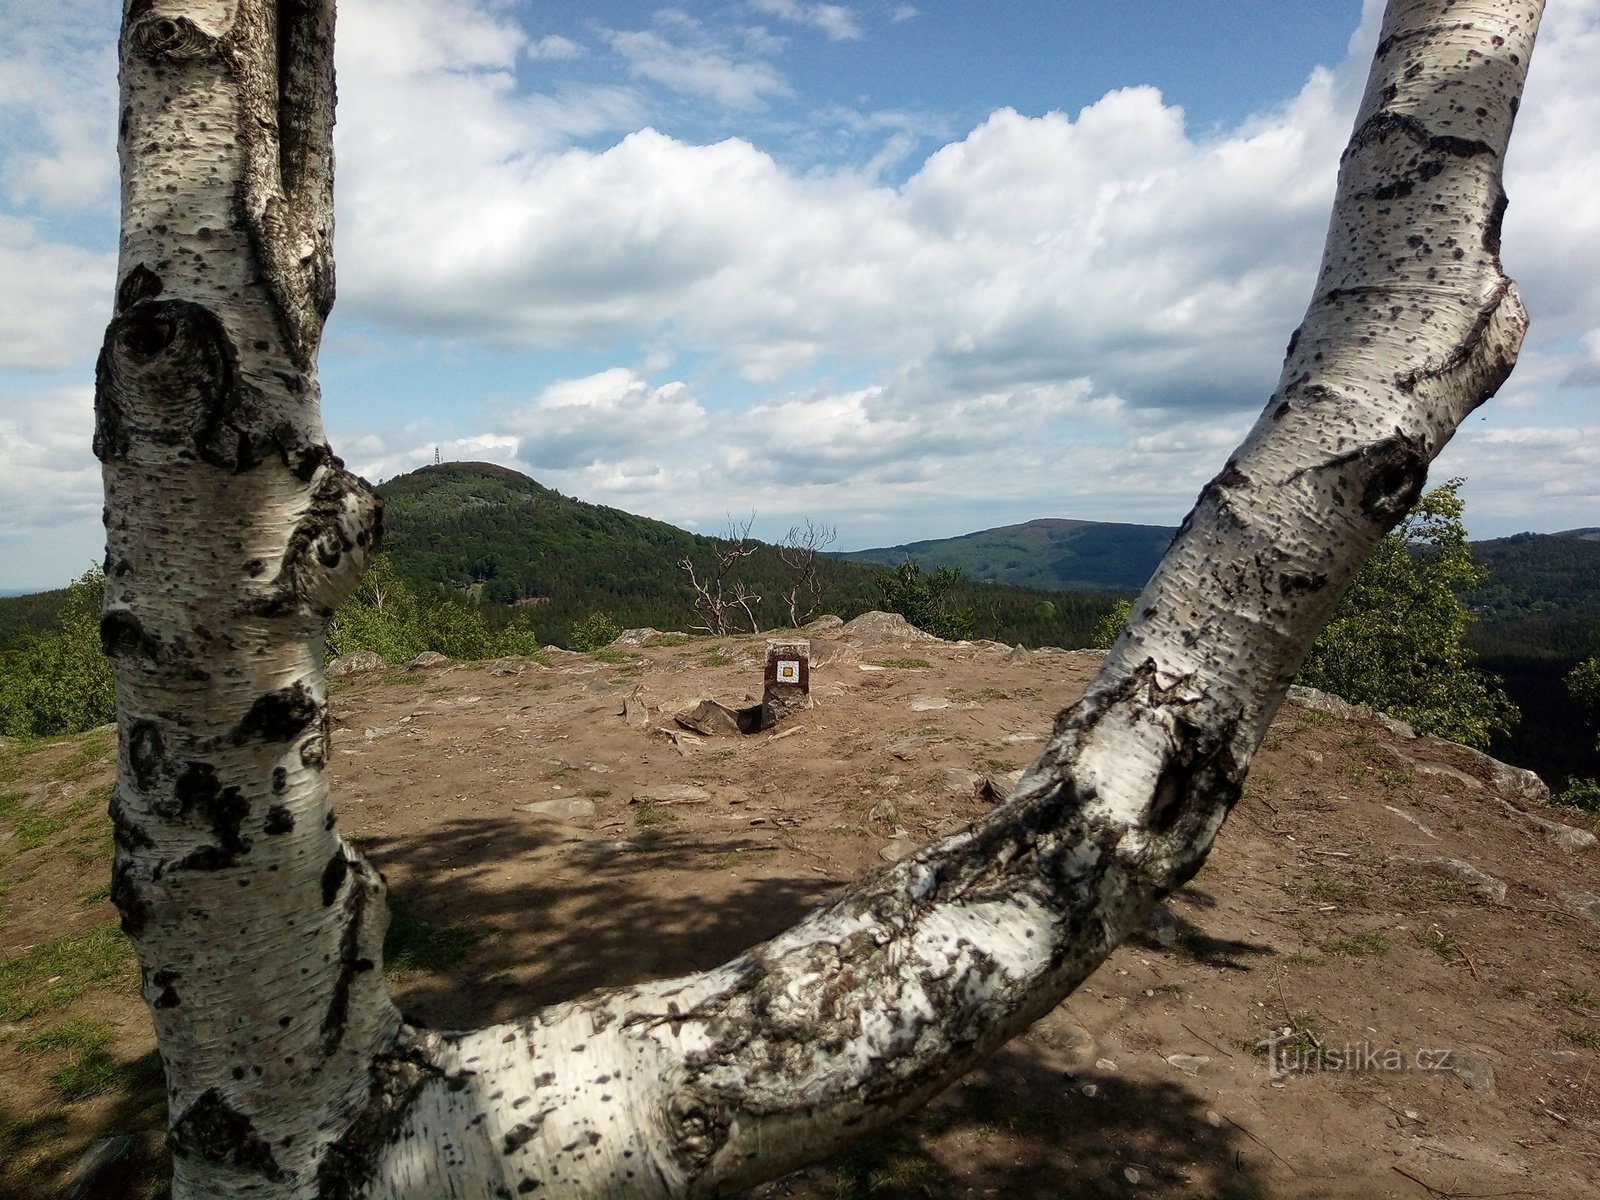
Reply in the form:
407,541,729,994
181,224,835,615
603,17,791,109
336,72,1355,412
0,385,102,588
0,0,117,212
503,368,708,469
749,1,864,41
0,215,115,371
891,6,919,22
528,34,584,61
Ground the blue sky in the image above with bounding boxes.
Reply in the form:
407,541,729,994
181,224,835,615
3,0,1598,591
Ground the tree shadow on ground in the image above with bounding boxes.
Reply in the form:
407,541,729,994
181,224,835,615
0,1048,168,1200
352,814,842,1027
764,1055,1285,1199
356,816,1278,1198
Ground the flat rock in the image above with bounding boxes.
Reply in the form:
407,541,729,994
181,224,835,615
1499,799,1596,850
519,798,597,822
621,687,651,730
908,695,951,711
1165,1054,1211,1075
942,768,984,796
675,699,763,736
1560,890,1600,928
1384,805,1438,839
1451,1052,1496,1096
407,651,450,669
487,657,527,676
616,628,686,647
1402,856,1507,903
878,837,921,862
632,785,712,806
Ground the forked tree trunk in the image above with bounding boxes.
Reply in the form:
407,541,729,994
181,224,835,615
97,1,1542,1195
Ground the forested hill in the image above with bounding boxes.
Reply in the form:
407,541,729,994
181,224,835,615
1464,529,1600,788
370,462,1116,649
1466,529,1600,658
839,517,1176,591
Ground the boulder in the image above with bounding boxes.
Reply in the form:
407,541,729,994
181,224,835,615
327,650,385,677
839,610,940,644
406,650,450,670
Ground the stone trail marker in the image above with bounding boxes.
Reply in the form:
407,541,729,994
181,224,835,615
763,639,811,727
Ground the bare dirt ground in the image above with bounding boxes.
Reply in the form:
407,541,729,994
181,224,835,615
3,613,1599,1198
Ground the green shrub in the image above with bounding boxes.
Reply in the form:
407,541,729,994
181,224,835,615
569,611,622,652
0,568,114,739
1091,598,1133,650
1298,481,1517,749
1556,778,1600,812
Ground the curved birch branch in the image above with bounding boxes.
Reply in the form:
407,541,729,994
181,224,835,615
97,1,1542,1197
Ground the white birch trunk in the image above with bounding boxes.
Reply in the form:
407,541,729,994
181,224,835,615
97,1,1542,1196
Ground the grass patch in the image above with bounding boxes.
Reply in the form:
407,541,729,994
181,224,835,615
57,732,117,781
632,802,677,828
16,1019,162,1104
78,880,113,906
383,899,484,973
1418,929,1461,960
654,633,691,647
1557,986,1600,1009
870,658,932,670
1303,877,1368,906
1322,930,1390,958
386,672,427,686
0,783,110,855
590,648,638,666
0,921,139,1021
826,1125,941,1199
1559,1027,1600,1049
701,649,734,667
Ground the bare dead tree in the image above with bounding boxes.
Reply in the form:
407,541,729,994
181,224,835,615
778,519,839,627
679,513,763,635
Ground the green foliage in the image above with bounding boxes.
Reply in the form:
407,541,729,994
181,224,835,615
1091,598,1134,650
327,552,540,663
1298,481,1517,749
873,562,975,640
569,611,622,652
1568,657,1600,723
0,568,115,739
1556,778,1600,813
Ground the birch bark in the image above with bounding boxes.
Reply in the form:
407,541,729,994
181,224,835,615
96,1,1543,1196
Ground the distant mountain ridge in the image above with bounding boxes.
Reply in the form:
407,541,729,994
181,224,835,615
368,462,1114,649
839,517,1176,592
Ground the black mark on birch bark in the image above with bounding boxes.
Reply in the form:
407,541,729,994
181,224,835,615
127,720,165,790
169,1089,286,1181
100,609,161,663
236,683,320,743
152,968,182,1008
116,264,164,312
316,1047,440,1200
322,856,376,1054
